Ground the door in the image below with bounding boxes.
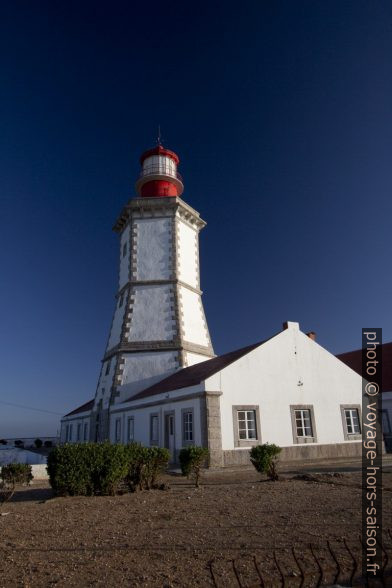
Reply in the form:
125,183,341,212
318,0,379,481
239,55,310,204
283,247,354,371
165,413,175,462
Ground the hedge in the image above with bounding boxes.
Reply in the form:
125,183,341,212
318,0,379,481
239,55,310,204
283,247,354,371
47,442,170,496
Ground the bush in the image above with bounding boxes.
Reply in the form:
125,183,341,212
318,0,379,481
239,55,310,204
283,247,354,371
179,446,209,488
44,440,53,448
0,439,7,445
34,438,43,448
0,463,33,507
1,463,33,486
47,442,170,497
250,444,282,481
14,440,24,447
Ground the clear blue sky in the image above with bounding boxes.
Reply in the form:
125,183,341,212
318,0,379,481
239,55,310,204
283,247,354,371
1,1,391,437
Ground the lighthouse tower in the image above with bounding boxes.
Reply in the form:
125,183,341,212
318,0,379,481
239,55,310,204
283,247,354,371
91,144,214,440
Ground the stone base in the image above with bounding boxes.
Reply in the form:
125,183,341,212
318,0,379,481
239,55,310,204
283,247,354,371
222,442,362,467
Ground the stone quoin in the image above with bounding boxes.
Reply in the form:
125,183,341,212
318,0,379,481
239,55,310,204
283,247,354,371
61,144,365,465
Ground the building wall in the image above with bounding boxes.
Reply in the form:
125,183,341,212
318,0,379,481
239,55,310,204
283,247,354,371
109,391,203,460
60,413,91,443
177,219,199,289
127,285,176,342
134,217,172,281
119,225,130,289
179,285,210,347
116,351,179,402
206,323,363,452
106,296,127,350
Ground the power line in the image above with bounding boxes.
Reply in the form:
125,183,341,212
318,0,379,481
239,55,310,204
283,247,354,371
0,399,63,416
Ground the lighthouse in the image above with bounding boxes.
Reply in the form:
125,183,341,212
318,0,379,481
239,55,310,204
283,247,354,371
91,143,214,440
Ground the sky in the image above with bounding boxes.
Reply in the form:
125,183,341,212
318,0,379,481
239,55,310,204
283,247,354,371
1,1,391,437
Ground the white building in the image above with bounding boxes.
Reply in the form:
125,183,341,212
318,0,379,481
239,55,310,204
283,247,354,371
61,144,364,465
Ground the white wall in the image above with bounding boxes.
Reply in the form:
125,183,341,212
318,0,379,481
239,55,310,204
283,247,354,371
179,285,210,347
60,413,91,443
134,217,172,281
119,225,130,290
117,351,179,402
177,219,199,289
109,395,202,452
107,296,127,350
207,324,363,450
185,351,210,366
128,285,176,342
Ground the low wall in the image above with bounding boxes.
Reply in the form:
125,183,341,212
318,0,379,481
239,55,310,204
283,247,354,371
222,442,362,467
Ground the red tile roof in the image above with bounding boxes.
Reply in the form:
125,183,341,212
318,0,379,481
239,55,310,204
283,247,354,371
65,399,94,417
337,342,392,392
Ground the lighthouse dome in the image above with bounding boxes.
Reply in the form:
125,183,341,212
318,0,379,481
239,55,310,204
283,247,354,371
135,144,184,198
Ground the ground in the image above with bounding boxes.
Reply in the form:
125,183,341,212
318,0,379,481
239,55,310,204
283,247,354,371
1,461,391,587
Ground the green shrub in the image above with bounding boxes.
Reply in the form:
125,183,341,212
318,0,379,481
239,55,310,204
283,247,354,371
34,438,43,448
0,439,7,445
250,444,282,481
14,440,24,447
44,440,53,448
179,446,209,488
124,444,170,491
0,463,33,507
47,442,170,497
1,463,33,486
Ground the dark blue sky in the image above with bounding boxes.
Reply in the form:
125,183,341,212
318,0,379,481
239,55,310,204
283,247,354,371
1,1,391,437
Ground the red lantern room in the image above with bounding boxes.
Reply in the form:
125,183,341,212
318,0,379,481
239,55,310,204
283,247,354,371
135,144,184,198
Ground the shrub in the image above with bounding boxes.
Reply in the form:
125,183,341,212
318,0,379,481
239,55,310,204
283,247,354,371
14,440,24,447
0,439,7,445
0,463,33,507
250,444,282,481
34,438,43,448
44,440,53,448
124,444,170,492
179,446,209,488
47,442,170,497
1,463,33,486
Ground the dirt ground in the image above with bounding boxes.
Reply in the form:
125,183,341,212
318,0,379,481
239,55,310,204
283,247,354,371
1,468,391,588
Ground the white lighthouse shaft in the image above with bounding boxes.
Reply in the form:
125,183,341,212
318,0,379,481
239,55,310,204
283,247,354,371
93,196,214,422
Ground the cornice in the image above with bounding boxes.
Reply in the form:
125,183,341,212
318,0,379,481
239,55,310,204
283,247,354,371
112,197,206,233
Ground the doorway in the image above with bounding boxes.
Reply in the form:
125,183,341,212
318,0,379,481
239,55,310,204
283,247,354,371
164,412,176,462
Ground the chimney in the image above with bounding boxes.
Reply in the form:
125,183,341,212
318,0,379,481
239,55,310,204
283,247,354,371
307,331,316,341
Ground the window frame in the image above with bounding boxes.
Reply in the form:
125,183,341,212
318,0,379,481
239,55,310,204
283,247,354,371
122,242,127,257
83,422,89,442
290,405,317,444
150,413,159,446
232,405,261,448
181,408,194,446
114,418,122,443
105,359,111,376
340,405,362,441
127,416,134,443
77,423,82,442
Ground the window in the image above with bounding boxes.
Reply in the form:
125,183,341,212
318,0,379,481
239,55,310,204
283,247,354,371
69,424,73,442
344,408,361,435
290,405,317,444
127,417,134,442
105,360,111,376
77,423,81,441
122,242,127,257
238,410,257,440
65,424,69,442
150,415,159,445
182,410,193,444
115,418,121,443
340,405,362,441
232,405,261,447
295,409,313,437
83,422,88,442
119,293,124,307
